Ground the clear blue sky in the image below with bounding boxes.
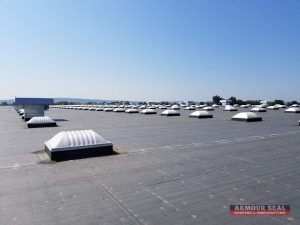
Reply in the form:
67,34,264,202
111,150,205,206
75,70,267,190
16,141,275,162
1,0,299,101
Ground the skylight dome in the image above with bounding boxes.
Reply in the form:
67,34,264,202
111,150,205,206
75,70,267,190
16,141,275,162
202,106,214,111
27,116,57,128
113,108,125,112
231,112,262,122
223,105,238,111
250,107,267,112
45,130,113,161
161,109,180,116
125,109,139,113
284,107,300,113
184,106,195,110
140,109,157,114
267,106,279,110
103,108,113,112
189,111,213,118
170,105,180,110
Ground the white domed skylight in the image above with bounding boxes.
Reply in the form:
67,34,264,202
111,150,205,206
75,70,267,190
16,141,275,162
189,111,213,118
231,112,262,122
27,116,57,128
45,130,113,161
161,109,180,116
250,107,267,112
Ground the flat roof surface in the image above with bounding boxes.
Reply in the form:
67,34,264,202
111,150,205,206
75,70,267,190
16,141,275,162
0,106,299,225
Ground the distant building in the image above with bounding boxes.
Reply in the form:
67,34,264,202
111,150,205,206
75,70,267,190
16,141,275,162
147,101,156,106
14,97,54,121
181,101,195,106
260,100,272,106
220,99,232,106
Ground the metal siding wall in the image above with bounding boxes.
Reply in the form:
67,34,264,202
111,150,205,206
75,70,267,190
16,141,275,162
24,105,45,120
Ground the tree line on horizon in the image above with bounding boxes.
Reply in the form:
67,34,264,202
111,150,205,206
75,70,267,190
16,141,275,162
51,96,299,107
212,95,299,106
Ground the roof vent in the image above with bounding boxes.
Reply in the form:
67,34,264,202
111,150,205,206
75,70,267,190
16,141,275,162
27,116,57,128
231,112,262,122
161,109,180,116
45,130,113,161
189,111,213,118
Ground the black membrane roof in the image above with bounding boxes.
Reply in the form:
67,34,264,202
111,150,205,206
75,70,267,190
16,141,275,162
0,106,299,225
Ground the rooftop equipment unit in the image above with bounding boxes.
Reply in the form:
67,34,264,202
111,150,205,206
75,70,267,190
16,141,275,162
45,130,113,161
15,97,54,121
231,112,262,122
27,116,57,128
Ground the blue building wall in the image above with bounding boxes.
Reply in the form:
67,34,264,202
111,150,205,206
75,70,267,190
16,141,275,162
15,97,54,105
